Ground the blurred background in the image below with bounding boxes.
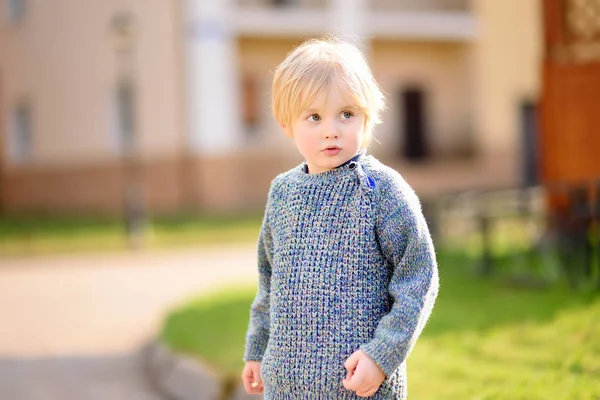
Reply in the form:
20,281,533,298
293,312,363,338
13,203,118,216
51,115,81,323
0,0,599,399
0,0,542,215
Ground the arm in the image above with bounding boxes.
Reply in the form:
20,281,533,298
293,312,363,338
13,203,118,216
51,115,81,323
244,174,281,362
360,184,439,378
243,216,273,362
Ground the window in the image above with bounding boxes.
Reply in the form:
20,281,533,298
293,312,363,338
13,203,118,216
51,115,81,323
242,75,265,144
520,100,539,187
8,103,32,164
243,76,258,127
6,0,27,23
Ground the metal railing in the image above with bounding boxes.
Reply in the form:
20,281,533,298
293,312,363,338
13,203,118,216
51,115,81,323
424,180,600,289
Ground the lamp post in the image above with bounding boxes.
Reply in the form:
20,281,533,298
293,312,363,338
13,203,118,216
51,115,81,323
110,9,146,249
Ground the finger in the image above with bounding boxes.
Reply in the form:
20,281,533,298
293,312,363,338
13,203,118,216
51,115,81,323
242,376,255,394
241,366,251,380
249,365,264,394
356,386,377,398
345,368,353,381
357,390,375,398
242,378,253,394
249,383,263,394
247,377,264,394
242,368,257,394
344,352,360,372
253,366,264,386
343,369,366,391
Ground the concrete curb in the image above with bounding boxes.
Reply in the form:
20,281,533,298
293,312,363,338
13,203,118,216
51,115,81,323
139,340,262,400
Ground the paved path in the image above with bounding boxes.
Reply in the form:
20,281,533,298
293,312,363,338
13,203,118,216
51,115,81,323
0,354,163,400
0,244,258,399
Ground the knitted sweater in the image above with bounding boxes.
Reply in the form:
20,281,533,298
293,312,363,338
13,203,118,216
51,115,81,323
244,155,439,399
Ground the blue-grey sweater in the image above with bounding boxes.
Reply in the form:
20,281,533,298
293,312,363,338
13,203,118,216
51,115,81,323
244,155,439,399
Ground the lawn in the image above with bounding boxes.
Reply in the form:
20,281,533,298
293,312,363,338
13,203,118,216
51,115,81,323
160,250,600,399
0,214,263,256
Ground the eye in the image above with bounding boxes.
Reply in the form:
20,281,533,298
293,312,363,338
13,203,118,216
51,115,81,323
341,111,354,119
307,114,321,122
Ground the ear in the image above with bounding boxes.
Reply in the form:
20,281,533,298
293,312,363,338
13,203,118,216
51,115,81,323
281,123,293,139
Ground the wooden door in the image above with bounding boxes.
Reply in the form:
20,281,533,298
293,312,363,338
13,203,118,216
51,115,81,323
540,0,600,186
0,73,3,215
400,87,429,161
539,0,600,216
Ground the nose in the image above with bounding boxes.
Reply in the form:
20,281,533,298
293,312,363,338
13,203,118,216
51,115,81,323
323,120,339,140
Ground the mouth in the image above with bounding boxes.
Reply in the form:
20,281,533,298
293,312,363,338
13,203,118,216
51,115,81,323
322,146,341,156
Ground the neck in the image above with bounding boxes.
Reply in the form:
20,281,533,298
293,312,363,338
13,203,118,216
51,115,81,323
303,149,366,174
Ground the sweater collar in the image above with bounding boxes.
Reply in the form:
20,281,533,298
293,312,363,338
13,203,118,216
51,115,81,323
301,149,367,174
291,151,374,187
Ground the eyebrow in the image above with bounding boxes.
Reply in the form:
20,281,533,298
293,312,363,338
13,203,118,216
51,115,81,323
303,105,359,114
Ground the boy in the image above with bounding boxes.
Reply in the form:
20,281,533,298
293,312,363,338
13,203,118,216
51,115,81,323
242,35,439,399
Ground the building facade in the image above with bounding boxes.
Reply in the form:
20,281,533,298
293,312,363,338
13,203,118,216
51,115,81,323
0,0,543,215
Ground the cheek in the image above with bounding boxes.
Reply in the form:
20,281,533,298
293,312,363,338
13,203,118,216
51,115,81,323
344,121,365,141
294,131,319,153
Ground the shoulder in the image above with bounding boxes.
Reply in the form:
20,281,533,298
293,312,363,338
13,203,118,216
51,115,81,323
362,156,424,228
264,164,303,207
363,156,421,209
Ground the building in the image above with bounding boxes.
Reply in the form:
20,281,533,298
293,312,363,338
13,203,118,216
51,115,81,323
0,0,543,215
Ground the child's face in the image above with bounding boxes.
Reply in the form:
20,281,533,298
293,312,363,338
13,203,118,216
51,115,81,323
283,82,365,174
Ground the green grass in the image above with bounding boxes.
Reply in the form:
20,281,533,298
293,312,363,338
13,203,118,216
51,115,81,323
160,250,600,399
160,286,258,379
0,214,263,256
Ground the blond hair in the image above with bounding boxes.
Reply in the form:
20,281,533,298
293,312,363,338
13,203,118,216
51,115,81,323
272,35,385,148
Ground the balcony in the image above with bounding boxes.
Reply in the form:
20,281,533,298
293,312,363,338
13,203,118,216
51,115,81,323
233,0,476,41
237,0,470,12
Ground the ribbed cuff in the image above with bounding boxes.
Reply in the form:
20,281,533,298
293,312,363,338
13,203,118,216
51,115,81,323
360,339,404,378
243,340,266,362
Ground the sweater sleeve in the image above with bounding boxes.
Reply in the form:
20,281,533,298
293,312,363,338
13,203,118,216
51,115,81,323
243,190,275,361
360,183,439,377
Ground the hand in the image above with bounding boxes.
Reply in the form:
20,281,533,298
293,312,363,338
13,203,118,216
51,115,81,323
342,350,386,398
241,361,264,394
